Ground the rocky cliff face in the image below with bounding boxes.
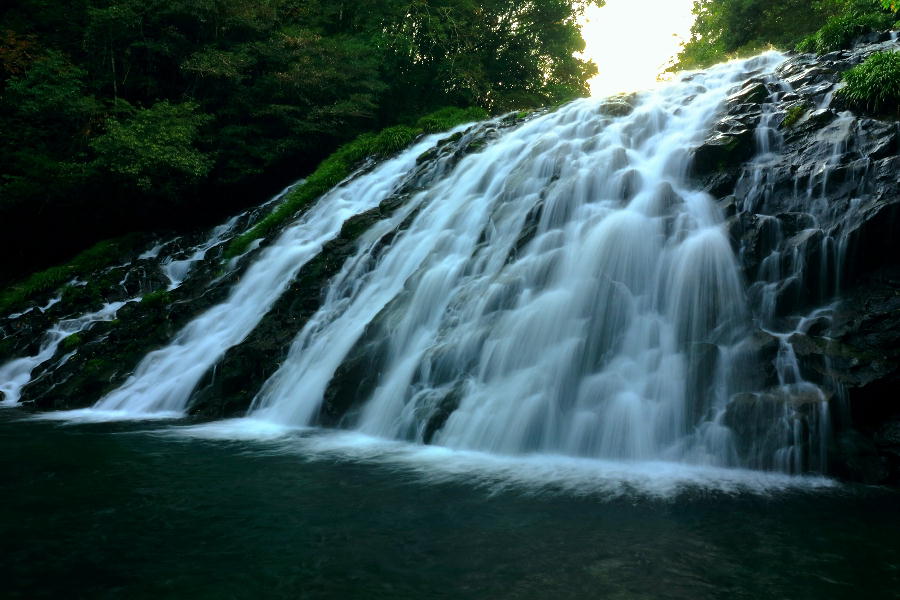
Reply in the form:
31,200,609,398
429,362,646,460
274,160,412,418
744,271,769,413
691,34,900,482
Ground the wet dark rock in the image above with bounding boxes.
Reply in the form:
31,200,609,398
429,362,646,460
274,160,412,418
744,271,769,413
187,208,393,420
597,93,638,118
615,169,643,202
8,203,279,410
831,429,890,483
724,388,828,470
598,100,634,118
728,81,768,106
736,213,780,270
782,109,837,141
691,130,757,177
21,267,241,410
697,36,900,481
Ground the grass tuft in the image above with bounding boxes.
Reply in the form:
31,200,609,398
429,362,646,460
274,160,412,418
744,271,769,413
0,234,143,316
838,50,900,114
782,103,810,128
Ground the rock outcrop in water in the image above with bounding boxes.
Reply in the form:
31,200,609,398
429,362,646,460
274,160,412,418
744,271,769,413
1,35,898,484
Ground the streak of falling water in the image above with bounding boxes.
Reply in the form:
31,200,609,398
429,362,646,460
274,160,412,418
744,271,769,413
250,53,787,465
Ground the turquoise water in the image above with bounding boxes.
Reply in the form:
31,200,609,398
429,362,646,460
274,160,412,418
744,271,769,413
1,409,898,599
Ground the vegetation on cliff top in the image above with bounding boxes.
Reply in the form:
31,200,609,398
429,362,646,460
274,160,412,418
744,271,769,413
677,0,897,70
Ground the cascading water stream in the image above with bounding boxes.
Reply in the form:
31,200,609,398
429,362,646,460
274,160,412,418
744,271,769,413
84,130,468,417
0,301,127,405
248,53,787,467
731,55,889,472
161,215,243,290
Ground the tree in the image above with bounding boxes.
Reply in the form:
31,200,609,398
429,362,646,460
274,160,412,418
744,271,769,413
90,100,213,195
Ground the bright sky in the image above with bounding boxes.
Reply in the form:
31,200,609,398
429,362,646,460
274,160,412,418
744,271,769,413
580,0,698,97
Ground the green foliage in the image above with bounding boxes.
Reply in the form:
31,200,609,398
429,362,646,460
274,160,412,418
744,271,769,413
60,282,103,308
1,0,600,283
796,35,819,53
3,51,95,120
800,11,895,53
369,126,419,157
838,51,900,113
83,358,108,376
678,0,895,69
782,103,810,127
90,101,213,193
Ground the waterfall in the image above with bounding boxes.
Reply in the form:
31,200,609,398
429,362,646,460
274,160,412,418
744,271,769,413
88,130,466,416
245,53,787,466
9,46,871,475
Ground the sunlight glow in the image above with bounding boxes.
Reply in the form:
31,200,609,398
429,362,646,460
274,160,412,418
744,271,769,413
580,0,697,97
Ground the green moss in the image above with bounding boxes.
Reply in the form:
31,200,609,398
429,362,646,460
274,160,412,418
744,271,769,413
838,51,900,115
141,289,172,307
61,333,83,351
83,358,109,376
224,106,489,259
782,103,810,128
0,234,143,316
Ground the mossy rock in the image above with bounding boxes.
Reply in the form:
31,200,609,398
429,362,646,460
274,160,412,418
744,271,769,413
60,334,83,351
781,103,809,128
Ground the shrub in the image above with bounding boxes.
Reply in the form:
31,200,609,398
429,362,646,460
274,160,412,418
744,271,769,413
369,126,419,157
796,34,818,54
799,12,895,54
838,50,900,114
90,101,213,194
